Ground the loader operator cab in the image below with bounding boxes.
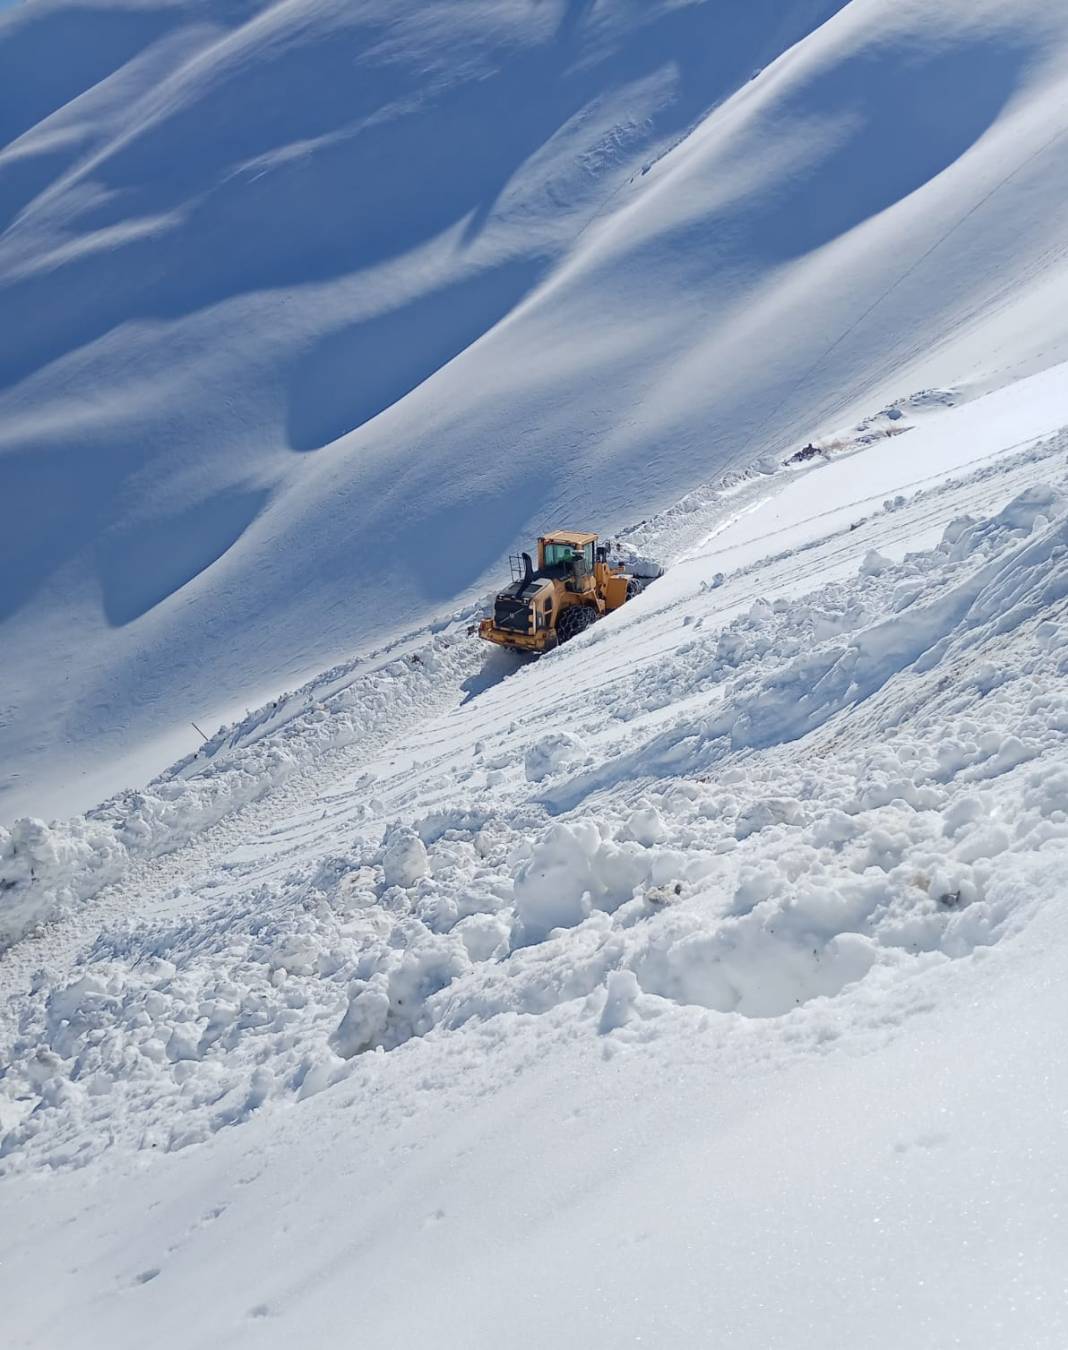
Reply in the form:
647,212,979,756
542,541,593,569
539,533,596,585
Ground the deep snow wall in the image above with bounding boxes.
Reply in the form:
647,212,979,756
2,0,1068,819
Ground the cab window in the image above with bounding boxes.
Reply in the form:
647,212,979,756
544,542,594,568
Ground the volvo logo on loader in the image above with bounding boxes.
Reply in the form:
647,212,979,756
478,531,660,654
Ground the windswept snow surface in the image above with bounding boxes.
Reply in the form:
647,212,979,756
4,0,1068,817
3,370,1068,1347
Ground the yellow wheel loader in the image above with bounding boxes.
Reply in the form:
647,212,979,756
478,531,658,654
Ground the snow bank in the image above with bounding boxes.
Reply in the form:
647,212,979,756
0,632,481,948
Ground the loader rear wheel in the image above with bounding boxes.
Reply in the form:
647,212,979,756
556,604,595,645
626,577,646,600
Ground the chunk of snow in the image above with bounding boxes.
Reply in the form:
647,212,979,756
524,733,586,783
381,828,430,888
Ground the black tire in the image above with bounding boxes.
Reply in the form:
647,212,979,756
556,604,595,644
626,577,646,600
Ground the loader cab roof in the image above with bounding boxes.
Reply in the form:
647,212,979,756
540,530,597,547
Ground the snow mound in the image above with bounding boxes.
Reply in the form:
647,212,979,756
523,733,586,784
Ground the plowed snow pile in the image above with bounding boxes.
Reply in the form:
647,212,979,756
4,461,1068,1163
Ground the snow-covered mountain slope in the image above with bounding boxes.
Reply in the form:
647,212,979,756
3,366,1068,1346
3,0,1068,820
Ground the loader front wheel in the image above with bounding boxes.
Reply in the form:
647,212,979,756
556,605,595,645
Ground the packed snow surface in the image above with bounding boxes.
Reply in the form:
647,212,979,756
3,363,1068,1346
4,0,1068,817
4,3,1068,1344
